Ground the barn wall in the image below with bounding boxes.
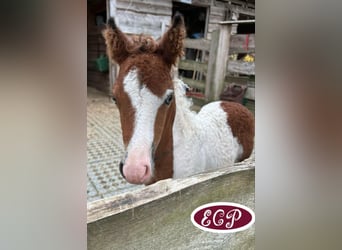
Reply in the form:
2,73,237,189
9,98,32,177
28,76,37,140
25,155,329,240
112,0,172,39
109,0,228,40
87,1,110,94
108,0,254,40
207,0,227,40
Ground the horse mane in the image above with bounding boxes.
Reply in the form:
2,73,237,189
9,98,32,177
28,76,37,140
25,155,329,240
173,78,198,134
173,79,193,110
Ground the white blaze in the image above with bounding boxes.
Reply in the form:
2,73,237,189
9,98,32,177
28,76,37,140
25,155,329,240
123,70,161,157
122,69,172,171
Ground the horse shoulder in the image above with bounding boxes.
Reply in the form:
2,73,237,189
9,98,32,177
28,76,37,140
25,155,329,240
219,101,255,162
196,102,239,166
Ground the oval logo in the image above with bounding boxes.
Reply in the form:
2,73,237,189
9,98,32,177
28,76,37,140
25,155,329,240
190,202,255,233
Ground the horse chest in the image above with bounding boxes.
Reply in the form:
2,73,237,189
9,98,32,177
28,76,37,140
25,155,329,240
172,134,206,178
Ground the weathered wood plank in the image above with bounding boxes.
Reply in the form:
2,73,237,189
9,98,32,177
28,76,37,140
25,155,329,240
206,25,232,101
205,29,219,99
88,163,255,250
178,60,208,73
228,61,255,75
173,0,212,6
225,76,250,85
114,12,170,38
210,6,226,17
208,23,221,34
230,5,255,17
220,20,255,25
116,0,171,16
117,0,172,6
181,77,206,90
222,0,255,8
230,34,255,53
184,38,211,51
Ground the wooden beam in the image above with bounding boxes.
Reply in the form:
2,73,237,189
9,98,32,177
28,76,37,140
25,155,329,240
173,0,212,6
223,0,255,9
205,29,219,100
230,5,255,17
219,20,255,25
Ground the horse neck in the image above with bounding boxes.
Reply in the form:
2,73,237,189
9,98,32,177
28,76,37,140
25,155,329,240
152,79,198,182
152,99,176,182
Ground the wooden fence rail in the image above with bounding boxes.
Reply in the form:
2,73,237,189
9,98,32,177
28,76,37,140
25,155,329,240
88,163,255,249
178,20,255,104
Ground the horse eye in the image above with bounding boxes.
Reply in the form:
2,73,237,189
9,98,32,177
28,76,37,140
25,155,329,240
164,93,173,105
111,96,116,103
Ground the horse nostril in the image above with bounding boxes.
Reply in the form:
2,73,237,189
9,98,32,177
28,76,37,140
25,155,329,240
119,161,125,179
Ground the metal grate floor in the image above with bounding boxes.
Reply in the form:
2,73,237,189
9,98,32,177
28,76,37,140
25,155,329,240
87,87,143,202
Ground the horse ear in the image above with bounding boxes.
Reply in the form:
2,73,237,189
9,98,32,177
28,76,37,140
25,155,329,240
157,12,186,67
102,18,131,64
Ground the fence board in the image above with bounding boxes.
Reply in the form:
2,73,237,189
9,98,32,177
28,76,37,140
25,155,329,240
228,61,255,75
184,38,211,51
178,60,208,73
181,77,206,91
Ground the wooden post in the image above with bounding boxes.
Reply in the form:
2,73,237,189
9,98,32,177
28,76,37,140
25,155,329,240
107,0,116,95
206,24,232,101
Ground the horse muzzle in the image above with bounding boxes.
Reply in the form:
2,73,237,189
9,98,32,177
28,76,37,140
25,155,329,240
119,146,155,185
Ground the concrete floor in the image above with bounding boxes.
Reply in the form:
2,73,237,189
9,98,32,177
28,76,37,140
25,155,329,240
87,87,142,202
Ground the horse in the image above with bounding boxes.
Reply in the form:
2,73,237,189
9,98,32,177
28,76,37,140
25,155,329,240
102,13,254,185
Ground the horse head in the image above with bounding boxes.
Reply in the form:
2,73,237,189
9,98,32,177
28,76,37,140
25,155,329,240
103,13,186,184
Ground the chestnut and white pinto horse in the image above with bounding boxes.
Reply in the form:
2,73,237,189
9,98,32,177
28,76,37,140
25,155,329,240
103,14,254,185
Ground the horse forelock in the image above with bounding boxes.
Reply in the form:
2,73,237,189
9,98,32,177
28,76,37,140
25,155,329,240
119,54,174,97
129,34,158,54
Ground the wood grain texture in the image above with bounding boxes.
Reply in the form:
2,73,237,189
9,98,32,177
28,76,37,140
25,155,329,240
181,77,206,90
228,61,255,75
230,34,255,53
184,38,211,51
88,162,255,250
178,60,208,73
210,25,232,101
